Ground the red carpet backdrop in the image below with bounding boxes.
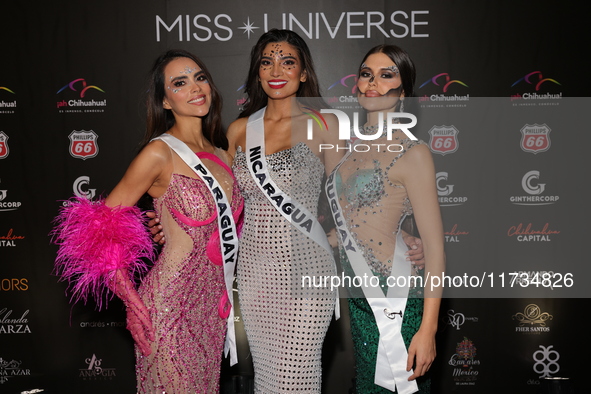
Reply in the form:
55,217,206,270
0,1,587,393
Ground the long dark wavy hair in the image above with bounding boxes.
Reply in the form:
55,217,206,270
239,29,323,118
358,45,417,101
141,49,227,150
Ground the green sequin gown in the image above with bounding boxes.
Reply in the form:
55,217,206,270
335,135,431,393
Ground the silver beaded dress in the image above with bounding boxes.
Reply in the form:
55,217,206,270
233,138,337,392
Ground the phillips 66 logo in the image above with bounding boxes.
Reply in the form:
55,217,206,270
520,124,551,154
0,131,9,159
69,130,99,160
428,125,459,155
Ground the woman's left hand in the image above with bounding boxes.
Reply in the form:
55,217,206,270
406,328,436,380
403,234,425,269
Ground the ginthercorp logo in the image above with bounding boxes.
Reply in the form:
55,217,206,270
428,125,459,155
436,172,467,207
0,357,31,384
155,10,430,42
73,176,96,199
0,187,22,212
510,170,559,206
310,110,417,152
520,124,551,154
69,130,99,160
533,345,560,378
0,131,9,159
448,337,479,385
56,78,106,113
513,304,553,333
0,86,16,114
419,73,469,104
507,222,560,242
511,71,562,101
79,354,116,380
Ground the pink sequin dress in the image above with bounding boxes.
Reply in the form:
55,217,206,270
136,149,243,393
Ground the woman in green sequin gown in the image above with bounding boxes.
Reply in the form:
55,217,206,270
333,45,445,393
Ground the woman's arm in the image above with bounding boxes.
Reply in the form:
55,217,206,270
106,140,170,207
226,117,248,159
397,143,445,380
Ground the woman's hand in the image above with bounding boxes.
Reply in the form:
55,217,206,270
146,211,165,245
326,227,338,248
402,234,425,269
406,328,436,380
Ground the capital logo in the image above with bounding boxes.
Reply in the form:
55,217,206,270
0,228,25,247
522,170,545,195
533,345,560,378
328,74,358,95
513,304,553,327
512,71,561,91
73,176,96,199
428,125,459,155
520,124,551,154
419,73,468,92
69,130,99,160
0,131,9,159
57,78,105,98
444,223,469,243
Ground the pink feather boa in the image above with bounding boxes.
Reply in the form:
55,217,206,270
52,197,155,309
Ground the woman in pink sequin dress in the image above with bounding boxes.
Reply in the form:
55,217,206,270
56,50,243,393
130,50,243,393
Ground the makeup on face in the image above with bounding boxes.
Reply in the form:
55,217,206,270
258,42,305,97
166,64,208,94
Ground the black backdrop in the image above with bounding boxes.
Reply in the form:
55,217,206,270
1,1,588,393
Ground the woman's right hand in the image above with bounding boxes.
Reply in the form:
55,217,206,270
146,211,165,245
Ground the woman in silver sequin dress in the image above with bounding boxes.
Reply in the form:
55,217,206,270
226,29,341,392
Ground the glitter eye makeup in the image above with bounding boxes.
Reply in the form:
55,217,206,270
179,66,198,75
385,65,399,74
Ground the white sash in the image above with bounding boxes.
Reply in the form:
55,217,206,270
245,108,339,319
326,145,418,394
154,133,240,366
